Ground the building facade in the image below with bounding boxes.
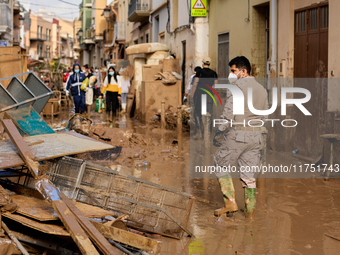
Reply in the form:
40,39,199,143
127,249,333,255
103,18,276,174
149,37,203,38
28,14,53,60
59,19,74,67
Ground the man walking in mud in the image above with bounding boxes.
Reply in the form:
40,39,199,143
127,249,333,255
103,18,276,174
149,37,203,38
214,56,267,219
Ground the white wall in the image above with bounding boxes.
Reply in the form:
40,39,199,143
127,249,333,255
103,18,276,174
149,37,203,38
178,0,190,28
152,0,165,9
151,6,168,43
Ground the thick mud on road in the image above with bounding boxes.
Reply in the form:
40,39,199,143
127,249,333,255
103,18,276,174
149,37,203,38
50,107,340,255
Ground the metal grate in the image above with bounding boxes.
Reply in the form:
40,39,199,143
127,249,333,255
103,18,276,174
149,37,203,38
0,72,53,113
48,157,194,239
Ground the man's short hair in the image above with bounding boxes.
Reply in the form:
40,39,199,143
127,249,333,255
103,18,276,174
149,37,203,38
228,56,251,74
194,66,202,73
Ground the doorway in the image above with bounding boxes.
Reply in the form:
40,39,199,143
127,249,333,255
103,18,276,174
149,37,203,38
182,40,186,95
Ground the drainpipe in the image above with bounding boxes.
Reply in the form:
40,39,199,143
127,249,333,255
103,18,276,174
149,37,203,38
269,0,277,89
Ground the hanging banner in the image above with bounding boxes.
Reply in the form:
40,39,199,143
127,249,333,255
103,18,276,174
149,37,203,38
191,0,207,17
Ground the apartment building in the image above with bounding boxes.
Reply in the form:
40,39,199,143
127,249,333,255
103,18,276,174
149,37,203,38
90,0,106,68
28,14,53,60
59,19,75,67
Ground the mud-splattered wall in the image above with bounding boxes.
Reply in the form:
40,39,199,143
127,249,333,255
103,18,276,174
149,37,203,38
0,47,27,88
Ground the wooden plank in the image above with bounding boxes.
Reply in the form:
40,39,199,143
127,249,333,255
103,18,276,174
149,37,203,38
2,213,70,236
52,199,100,255
0,132,114,170
11,195,115,222
59,193,119,255
91,220,162,254
1,221,29,255
1,119,39,178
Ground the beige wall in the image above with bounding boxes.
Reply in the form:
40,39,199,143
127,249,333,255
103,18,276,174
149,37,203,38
327,0,340,111
94,0,106,36
209,0,269,77
59,19,73,38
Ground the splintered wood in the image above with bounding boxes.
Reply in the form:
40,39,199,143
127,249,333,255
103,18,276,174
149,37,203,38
1,119,39,178
59,193,119,255
10,195,115,221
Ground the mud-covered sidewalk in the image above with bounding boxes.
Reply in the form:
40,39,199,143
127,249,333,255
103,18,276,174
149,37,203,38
47,108,340,255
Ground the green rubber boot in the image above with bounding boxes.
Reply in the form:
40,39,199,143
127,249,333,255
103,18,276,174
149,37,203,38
244,188,256,219
214,174,238,216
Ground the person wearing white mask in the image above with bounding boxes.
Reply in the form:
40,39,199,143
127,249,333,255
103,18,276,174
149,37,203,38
102,66,121,122
65,63,87,114
213,56,268,219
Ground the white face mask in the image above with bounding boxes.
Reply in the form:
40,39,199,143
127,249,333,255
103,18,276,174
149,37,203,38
228,72,240,83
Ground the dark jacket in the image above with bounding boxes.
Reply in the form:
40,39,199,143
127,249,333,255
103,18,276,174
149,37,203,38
66,63,86,96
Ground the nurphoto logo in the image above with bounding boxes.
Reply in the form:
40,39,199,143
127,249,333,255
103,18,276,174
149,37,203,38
200,84,312,128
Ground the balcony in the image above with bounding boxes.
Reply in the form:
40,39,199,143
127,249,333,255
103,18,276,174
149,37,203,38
115,22,125,42
73,42,82,52
30,32,47,41
82,29,95,44
0,4,11,37
103,28,114,46
128,0,151,23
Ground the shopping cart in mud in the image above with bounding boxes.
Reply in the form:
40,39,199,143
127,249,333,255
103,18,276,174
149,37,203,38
48,156,201,239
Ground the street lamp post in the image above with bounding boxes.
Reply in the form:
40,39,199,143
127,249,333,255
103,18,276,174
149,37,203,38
104,6,111,19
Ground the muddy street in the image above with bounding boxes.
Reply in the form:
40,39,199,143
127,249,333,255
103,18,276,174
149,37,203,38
45,105,340,255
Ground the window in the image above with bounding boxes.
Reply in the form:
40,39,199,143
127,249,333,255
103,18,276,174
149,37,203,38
37,26,40,38
295,11,307,32
46,45,50,58
37,44,43,57
154,16,159,42
146,33,149,43
158,31,165,44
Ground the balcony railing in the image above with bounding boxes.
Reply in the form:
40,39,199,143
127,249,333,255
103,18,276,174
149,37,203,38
115,22,125,41
30,32,47,41
0,4,11,28
128,0,151,23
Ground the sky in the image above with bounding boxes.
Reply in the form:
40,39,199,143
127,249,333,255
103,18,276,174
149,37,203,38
20,0,84,21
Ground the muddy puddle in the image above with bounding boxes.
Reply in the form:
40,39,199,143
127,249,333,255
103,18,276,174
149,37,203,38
44,104,340,255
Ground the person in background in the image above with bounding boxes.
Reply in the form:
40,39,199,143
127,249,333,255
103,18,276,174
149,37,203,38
82,64,92,79
65,63,86,114
118,68,131,114
184,66,202,104
93,67,102,99
63,68,70,83
102,66,121,122
90,67,94,76
191,57,218,139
